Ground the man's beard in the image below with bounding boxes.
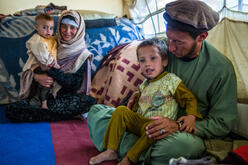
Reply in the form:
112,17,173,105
183,41,197,59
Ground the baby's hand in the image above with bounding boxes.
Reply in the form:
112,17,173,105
177,115,196,134
49,60,60,69
53,63,60,69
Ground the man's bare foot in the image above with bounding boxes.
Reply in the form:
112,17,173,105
41,100,48,109
89,149,117,165
117,155,132,165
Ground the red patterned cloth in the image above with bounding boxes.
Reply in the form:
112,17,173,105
222,145,248,164
90,41,145,107
233,145,248,163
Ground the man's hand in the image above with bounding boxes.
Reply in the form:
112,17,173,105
33,73,54,88
177,115,197,134
145,116,179,140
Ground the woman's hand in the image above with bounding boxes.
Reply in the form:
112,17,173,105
146,116,179,140
33,73,54,87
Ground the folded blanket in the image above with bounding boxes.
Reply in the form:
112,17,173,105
90,40,145,107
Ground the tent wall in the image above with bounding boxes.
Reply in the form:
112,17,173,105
207,18,248,104
207,18,248,139
0,0,123,16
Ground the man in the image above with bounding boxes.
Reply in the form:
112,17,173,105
88,0,237,164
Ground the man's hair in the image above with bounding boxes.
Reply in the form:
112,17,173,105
137,38,168,60
35,13,54,25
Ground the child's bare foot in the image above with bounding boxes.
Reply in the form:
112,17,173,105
89,149,117,165
118,155,132,165
41,100,48,109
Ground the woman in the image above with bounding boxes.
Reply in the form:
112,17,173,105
5,10,97,122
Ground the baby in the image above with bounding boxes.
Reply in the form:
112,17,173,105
20,13,59,109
